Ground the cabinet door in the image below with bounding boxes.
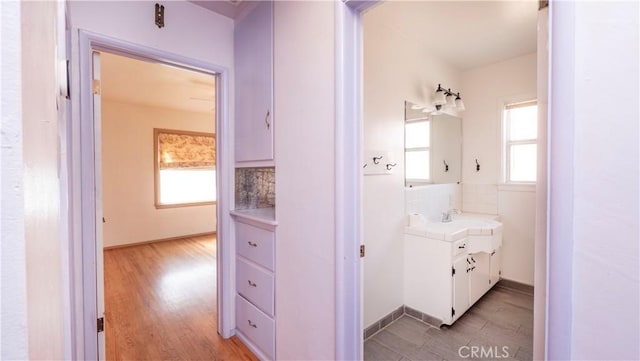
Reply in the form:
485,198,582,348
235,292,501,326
469,252,491,305
234,1,274,163
452,256,469,322
490,247,501,285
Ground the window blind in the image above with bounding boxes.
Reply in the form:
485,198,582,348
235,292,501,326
156,129,215,169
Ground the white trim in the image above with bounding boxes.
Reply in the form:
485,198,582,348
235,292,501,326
545,2,574,359
334,2,369,360
71,30,234,359
497,183,536,192
501,97,538,184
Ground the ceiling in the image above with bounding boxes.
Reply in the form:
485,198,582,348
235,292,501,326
190,0,256,19
101,52,216,114
365,0,538,71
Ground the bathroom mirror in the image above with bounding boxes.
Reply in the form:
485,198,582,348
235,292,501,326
405,101,462,186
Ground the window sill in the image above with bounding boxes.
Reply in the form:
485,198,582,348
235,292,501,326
498,183,536,192
155,201,216,209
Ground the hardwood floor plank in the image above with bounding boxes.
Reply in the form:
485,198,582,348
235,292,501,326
105,235,257,361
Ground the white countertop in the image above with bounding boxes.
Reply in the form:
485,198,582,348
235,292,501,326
405,212,502,242
230,207,277,226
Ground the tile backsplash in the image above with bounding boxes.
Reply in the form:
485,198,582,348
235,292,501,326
235,167,275,210
462,183,498,214
405,184,462,221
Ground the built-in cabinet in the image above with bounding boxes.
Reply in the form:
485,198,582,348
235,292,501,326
234,0,274,166
233,1,276,358
232,214,277,360
404,233,502,325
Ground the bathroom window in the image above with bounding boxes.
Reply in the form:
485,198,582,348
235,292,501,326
503,101,537,183
154,128,216,208
405,119,431,183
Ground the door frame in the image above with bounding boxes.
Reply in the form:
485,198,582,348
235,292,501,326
73,30,233,359
334,1,549,360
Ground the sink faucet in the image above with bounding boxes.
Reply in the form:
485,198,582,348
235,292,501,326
441,208,461,223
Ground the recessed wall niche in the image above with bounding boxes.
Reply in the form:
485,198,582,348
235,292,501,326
235,167,276,210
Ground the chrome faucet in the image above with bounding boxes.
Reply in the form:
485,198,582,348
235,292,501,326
441,208,461,223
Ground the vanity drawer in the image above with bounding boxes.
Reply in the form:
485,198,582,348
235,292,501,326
237,258,275,316
453,238,468,256
236,221,275,271
236,294,275,360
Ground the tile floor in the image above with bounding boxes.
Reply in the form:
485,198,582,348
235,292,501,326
364,285,533,361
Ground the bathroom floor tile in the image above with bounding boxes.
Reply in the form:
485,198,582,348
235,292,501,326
364,286,533,361
364,339,404,361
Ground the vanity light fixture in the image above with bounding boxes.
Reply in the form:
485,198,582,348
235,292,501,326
432,84,465,112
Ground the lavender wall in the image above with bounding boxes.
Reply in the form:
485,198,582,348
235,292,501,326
548,1,639,360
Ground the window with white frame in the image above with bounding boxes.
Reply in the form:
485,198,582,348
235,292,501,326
405,119,431,183
154,129,216,208
503,100,538,183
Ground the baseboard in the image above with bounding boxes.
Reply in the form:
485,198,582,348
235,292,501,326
497,278,534,295
363,305,442,340
363,305,404,340
403,305,441,327
103,231,216,250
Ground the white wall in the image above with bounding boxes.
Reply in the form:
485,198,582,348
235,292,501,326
461,53,537,285
102,100,216,247
549,2,640,360
362,9,462,327
0,1,29,359
21,2,66,359
273,2,337,359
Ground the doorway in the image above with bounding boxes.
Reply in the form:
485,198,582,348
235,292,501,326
97,51,228,359
75,31,236,360
334,1,549,360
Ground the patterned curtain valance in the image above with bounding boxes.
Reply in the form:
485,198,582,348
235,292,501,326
156,129,215,169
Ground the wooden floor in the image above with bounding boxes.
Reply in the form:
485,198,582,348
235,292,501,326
364,285,534,361
104,235,258,361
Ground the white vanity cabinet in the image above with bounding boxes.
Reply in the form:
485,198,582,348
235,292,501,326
231,210,277,360
404,230,502,325
234,0,274,166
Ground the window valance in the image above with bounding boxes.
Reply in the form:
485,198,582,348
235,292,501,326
155,129,215,170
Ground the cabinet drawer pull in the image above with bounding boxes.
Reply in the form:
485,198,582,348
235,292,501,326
248,320,258,328
458,244,466,249
265,110,270,129
491,250,496,256
248,241,258,247
248,280,257,287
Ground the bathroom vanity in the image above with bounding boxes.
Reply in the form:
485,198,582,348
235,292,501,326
404,213,503,325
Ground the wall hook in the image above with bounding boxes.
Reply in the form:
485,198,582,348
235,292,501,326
155,3,165,29
475,159,481,172
443,160,449,172
386,163,397,170
373,156,383,165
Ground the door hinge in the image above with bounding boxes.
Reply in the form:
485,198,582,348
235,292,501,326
452,308,455,317
97,317,104,333
360,245,365,258
58,59,70,99
93,79,101,95
452,267,455,276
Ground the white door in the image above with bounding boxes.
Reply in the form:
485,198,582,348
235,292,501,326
468,252,490,306
92,50,106,361
452,256,469,323
490,248,501,286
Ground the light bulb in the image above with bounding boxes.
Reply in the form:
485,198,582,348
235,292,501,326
455,97,465,111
